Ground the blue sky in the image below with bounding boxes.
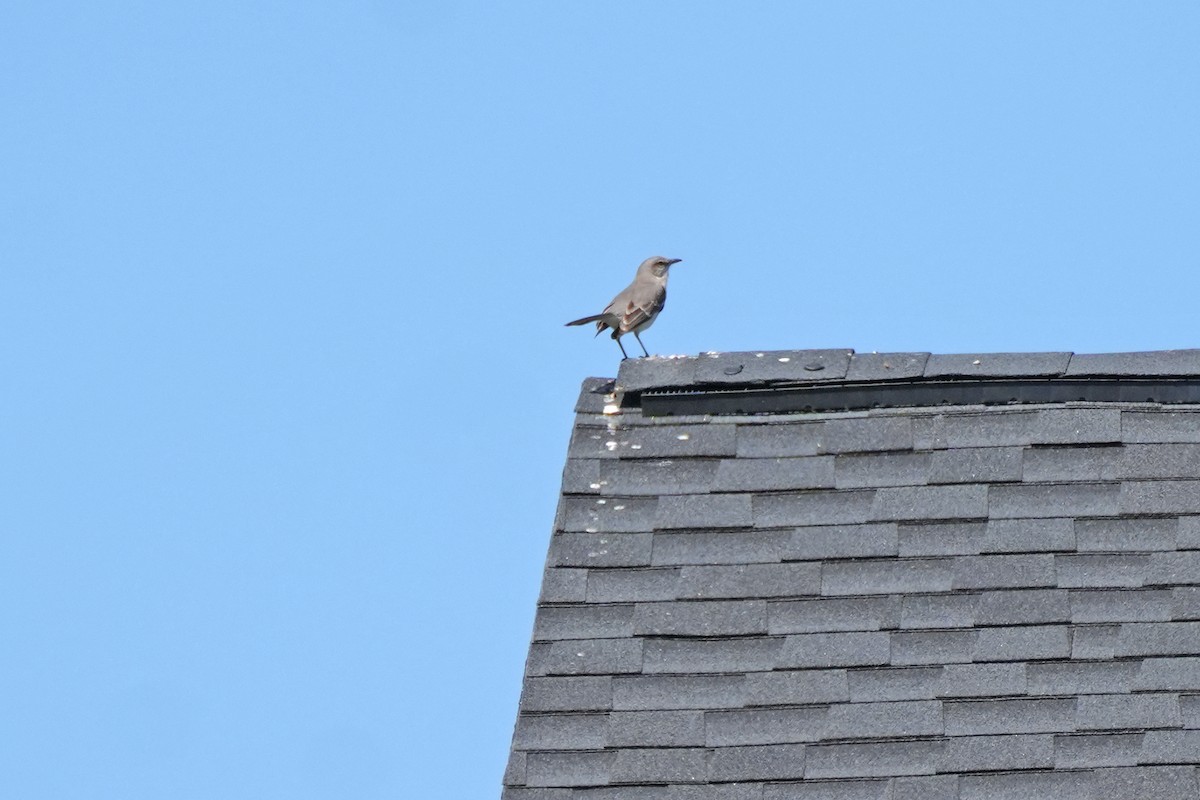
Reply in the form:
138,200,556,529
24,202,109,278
3,3,1200,798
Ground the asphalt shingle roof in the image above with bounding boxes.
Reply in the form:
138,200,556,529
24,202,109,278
506,350,1200,799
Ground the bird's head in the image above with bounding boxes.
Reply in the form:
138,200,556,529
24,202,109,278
641,255,682,278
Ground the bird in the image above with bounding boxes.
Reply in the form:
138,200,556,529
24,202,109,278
565,256,682,359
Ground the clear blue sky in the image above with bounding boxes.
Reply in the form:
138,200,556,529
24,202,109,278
3,3,1200,798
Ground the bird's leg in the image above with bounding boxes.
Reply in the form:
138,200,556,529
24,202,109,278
616,337,630,360
634,332,650,358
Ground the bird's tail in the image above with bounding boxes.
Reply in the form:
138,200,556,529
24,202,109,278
564,314,605,327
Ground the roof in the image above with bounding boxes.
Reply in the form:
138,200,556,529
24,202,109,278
505,349,1200,800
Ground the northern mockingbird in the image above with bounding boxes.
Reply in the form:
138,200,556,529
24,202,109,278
565,256,682,359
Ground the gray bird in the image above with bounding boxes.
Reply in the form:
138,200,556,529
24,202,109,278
565,256,682,359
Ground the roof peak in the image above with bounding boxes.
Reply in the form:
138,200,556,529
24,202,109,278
604,349,1200,416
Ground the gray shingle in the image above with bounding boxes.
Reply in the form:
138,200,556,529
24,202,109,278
651,531,789,566
953,554,1056,589
824,700,943,738
1116,621,1200,656
611,749,709,784
944,697,1076,735
845,352,930,382
656,495,753,530
910,416,938,451
823,417,913,454
958,770,1092,800
755,491,876,528
1120,443,1200,479
937,662,1027,697
535,605,635,641
575,788,673,800
1069,589,1172,623
977,589,1070,625
513,714,608,750
932,411,1036,449
898,521,986,557
575,377,618,414
539,639,644,676
889,630,976,666
600,460,719,496
1054,733,1143,768
1022,445,1121,482
982,517,1076,553
1120,480,1200,515
1076,693,1181,729
612,675,745,711
642,637,783,674
822,559,954,596
770,596,901,634
633,601,767,637
928,446,1022,484
1147,551,1200,585
939,733,1053,771
559,496,661,534
1090,765,1200,800
504,787,574,800
1076,517,1178,552
694,349,852,385
526,751,615,787
669,787,767,800
521,676,613,712
1132,657,1200,691
1068,350,1200,376
804,740,942,779
871,484,988,522
542,568,589,603
737,423,825,457
1032,407,1122,445
892,775,958,800
1141,730,1200,764
505,751,527,786
779,632,891,668
587,568,681,603
704,707,830,746
925,352,1071,378
1027,661,1138,696
707,744,806,781
1172,586,1200,620
553,533,655,568
846,666,943,702
899,594,978,629
744,669,849,705
610,425,740,459
1183,694,1200,727
678,563,821,600
1056,554,1149,588
1179,516,1200,548
716,457,836,491
563,459,603,494
765,779,893,800
973,625,1070,662
787,524,899,561
835,452,930,489
616,355,699,392
1071,624,1120,659
607,711,705,748
1124,410,1200,443
988,482,1120,519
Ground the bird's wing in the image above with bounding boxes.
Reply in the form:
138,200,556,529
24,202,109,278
619,283,666,332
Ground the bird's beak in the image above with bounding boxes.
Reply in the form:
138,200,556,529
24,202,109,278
667,258,682,265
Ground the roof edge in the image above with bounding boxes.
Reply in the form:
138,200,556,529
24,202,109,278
615,349,1200,394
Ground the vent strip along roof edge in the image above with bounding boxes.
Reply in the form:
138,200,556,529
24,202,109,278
636,377,1200,416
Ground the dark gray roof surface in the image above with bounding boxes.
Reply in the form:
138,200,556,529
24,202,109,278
506,350,1200,799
